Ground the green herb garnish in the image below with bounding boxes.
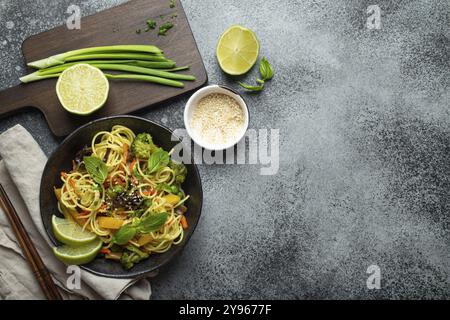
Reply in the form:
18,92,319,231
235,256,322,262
158,22,174,36
171,13,178,19
138,213,169,233
83,156,108,184
156,183,174,193
238,81,265,91
112,224,137,245
112,212,169,245
238,56,274,92
147,149,170,174
259,56,274,81
169,0,176,8
145,19,157,32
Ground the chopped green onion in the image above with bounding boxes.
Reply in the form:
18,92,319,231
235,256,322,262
145,19,157,31
158,22,174,36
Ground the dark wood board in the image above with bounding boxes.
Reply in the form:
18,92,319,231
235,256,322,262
0,0,208,136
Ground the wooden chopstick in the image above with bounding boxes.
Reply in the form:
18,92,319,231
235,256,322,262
0,183,62,300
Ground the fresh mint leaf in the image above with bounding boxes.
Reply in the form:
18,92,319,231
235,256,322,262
147,149,170,174
137,212,169,233
112,224,137,245
259,56,274,81
83,156,108,184
113,213,168,245
238,57,273,92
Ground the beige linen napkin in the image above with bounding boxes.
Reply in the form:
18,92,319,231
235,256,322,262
0,125,154,300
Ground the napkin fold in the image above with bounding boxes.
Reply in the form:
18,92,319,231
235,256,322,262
0,125,154,300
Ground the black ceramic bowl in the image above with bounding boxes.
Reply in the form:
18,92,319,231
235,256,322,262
40,115,203,278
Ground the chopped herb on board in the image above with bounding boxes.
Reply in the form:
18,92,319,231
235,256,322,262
158,22,174,36
169,0,176,8
136,13,177,35
145,19,157,31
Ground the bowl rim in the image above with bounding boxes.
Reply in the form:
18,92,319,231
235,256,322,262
184,84,249,151
39,115,203,278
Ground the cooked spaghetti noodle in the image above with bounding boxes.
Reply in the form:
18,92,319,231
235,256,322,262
55,125,189,269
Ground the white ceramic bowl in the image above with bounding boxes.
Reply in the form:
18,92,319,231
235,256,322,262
184,84,249,151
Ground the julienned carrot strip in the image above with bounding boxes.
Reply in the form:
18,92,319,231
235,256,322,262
129,159,137,172
180,215,188,229
100,248,111,255
143,188,156,196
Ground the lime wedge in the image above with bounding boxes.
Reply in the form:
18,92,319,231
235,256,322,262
56,63,109,115
52,215,97,246
216,25,260,75
53,239,102,265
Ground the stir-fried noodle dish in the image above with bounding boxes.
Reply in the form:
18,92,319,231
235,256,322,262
54,125,189,269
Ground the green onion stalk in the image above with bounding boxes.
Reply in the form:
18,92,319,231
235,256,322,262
105,74,184,88
89,64,195,81
64,53,170,63
20,45,195,88
20,72,185,88
20,63,195,83
27,45,163,69
33,60,176,75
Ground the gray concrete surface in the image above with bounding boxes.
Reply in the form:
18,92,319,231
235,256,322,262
0,0,449,299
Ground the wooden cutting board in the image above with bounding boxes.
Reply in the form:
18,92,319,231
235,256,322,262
0,0,207,136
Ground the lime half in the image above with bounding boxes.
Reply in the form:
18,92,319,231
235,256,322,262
56,63,109,115
52,215,97,246
216,25,260,75
53,239,102,265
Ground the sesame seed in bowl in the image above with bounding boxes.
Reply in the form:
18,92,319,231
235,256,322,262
184,85,249,151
